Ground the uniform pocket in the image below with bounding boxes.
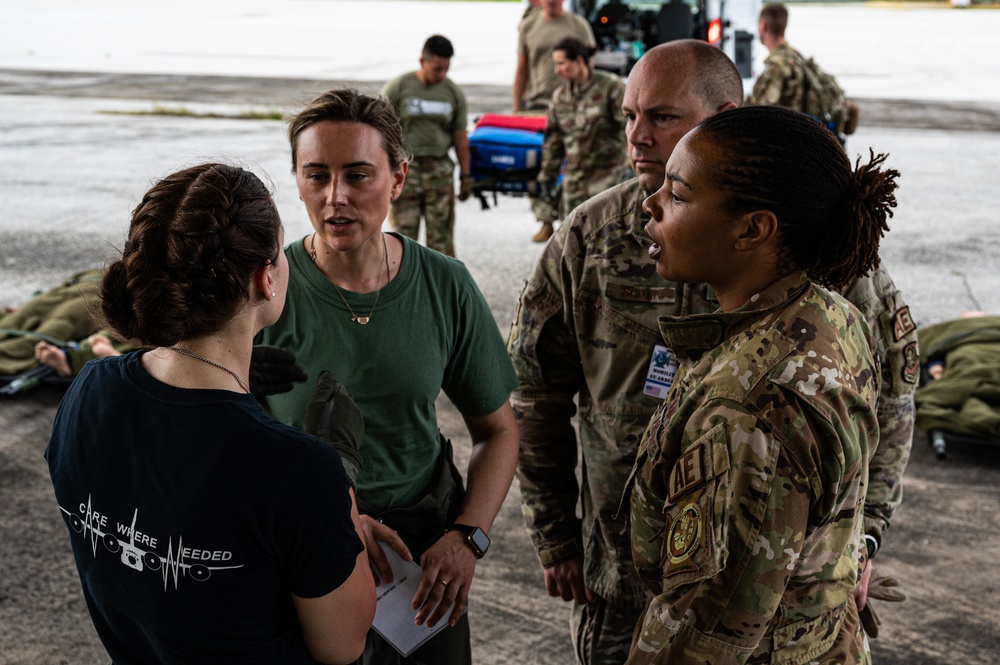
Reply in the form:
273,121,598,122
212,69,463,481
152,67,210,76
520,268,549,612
659,424,731,589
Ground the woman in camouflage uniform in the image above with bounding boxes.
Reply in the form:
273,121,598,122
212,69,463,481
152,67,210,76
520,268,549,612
538,37,629,226
626,106,899,664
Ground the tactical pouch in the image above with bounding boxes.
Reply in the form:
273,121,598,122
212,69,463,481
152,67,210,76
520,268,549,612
358,433,466,557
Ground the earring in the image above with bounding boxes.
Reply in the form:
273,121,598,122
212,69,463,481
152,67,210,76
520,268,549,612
271,291,276,298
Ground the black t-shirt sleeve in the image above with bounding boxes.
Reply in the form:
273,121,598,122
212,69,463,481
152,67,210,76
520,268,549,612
274,441,364,598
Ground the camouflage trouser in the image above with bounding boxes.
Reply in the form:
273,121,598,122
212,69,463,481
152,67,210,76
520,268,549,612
389,154,456,257
530,193,560,225
570,595,647,665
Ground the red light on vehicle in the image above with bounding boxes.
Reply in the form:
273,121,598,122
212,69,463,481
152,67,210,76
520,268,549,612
707,18,722,44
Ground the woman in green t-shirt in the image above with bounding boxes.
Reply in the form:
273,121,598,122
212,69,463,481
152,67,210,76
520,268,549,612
261,89,519,665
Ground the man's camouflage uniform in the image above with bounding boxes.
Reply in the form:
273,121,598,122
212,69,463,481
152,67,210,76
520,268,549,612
539,69,629,219
383,72,468,257
509,178,916,665
509,180,717,665
842,271,917,548
625,272,878,664
748,43,848,136
748,43,808,110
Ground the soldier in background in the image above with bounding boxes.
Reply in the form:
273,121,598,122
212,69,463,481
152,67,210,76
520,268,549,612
749,1,854,140
512,0,595,242
509,39,915,664
383,35,471,257
538,37,629,221
749,3,807,108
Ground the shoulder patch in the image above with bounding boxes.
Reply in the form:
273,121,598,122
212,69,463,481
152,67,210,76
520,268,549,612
902,341,919,384
892,306,917,342
668,446,703,503
665,503,703,578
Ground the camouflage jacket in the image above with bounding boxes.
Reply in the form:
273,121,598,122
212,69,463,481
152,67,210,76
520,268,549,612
842,269,917,544
748,43,848,134
508,179,717,606
626,272,878,665
540,70,629,218
749,43,809,111
509,177,914,607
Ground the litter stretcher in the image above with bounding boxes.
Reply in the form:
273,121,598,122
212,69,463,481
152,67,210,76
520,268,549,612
468,113,560,210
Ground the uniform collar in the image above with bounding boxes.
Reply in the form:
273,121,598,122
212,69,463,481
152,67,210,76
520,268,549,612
657,272,810,355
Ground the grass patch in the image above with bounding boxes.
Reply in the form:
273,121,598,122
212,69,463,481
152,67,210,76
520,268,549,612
99,103,284,121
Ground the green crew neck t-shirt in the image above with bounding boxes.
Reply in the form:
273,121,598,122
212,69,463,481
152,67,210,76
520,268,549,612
258,233,516,510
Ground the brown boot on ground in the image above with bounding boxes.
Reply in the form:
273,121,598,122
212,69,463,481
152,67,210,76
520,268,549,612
532,222,554,243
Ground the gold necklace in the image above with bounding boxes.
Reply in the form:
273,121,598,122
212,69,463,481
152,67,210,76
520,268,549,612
171,347,250,393
309,232,390,325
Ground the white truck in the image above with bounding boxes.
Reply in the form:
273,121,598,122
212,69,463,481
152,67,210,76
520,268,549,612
567,0,763,86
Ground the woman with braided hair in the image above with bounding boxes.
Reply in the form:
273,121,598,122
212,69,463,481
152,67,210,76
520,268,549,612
46,163,375,664
625,105,899,664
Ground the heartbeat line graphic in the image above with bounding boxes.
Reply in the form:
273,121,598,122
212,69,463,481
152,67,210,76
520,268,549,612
58,495,242,591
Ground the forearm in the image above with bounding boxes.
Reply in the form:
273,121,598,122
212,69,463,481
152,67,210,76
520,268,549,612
452,130,471,177
513,61,528,112
454,403,519,533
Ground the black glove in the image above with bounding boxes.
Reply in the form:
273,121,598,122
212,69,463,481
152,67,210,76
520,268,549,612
249,345,308,399
303,371,364,489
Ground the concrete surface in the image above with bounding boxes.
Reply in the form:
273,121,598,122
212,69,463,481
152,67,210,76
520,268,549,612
1,2,999,664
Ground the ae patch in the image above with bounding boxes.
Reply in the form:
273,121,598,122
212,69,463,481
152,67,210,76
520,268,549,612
902,341,919,384
892,306,917,342
668,447,703,503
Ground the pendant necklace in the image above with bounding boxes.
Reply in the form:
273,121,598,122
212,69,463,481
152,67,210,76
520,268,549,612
171,347,250,393
309,232,390,326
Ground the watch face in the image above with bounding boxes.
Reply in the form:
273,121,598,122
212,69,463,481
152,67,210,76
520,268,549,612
469,527,491,555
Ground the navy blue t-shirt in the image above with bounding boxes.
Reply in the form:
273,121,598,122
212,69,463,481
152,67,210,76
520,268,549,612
46,351,363,664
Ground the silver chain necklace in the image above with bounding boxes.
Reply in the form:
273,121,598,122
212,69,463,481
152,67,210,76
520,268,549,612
171,347,250,394
309,232,390,325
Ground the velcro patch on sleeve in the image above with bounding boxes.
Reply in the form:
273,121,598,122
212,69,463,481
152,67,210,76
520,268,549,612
902,341,919,384
892,306,916,342
668,446,703,503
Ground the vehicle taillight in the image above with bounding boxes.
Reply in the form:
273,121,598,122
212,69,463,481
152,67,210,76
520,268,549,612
707,18,722,45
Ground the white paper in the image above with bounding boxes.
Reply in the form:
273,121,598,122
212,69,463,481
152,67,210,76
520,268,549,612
370,542,463,657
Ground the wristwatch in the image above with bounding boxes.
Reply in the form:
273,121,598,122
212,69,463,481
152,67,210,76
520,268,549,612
448,523,490,559
864,533,880,559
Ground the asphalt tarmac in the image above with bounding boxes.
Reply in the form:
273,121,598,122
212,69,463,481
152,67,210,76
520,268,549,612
2,3,1000,663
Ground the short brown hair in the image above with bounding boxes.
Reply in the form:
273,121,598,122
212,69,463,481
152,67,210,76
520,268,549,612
759,3,789,38
287,89,407,171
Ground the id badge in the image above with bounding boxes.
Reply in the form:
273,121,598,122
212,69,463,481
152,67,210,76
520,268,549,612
643,344,677,400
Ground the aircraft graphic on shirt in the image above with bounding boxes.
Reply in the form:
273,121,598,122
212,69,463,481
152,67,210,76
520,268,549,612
59,495,242,591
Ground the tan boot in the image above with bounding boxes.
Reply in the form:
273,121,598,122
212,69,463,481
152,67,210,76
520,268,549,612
532,222,554,243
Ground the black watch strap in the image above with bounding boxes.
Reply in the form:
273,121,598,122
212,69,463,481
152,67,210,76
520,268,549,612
864,533,880,559
449,523,490,559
